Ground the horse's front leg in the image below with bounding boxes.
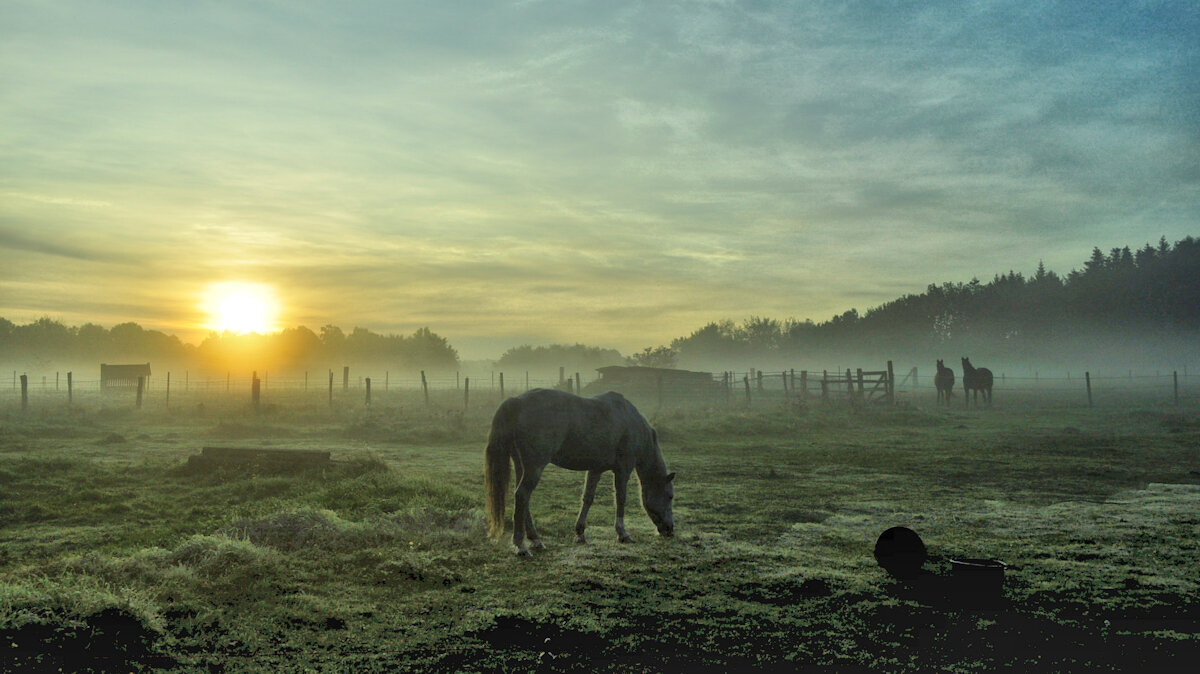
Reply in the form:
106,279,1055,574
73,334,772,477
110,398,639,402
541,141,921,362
613,469,633,544
574,470,604,544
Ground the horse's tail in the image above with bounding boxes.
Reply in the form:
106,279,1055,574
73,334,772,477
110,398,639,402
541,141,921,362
484,399,517,539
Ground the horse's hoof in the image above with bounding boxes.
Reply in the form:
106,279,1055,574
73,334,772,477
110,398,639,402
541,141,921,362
515,548,533,558
574,535,588,544
618,535,633,544
529,539,545,550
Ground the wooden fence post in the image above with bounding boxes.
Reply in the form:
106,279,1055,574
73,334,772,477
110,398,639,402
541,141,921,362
20,374,28,410
847,369,855,400
782,371,789,402
328,370,334,407
887,360,895,405
137,376,145,409
421,371,429,406
821,371,828,401
343,366,349,391
757,370,764,392
743,375,752,405
1085,371,1093,408
166,372,171,409
559,367,565,386
575,372,582,396
365,378,371,406
723,372,731,405
252,372,260,412
67,371,73,405
499,372,505,399
464,377,470,410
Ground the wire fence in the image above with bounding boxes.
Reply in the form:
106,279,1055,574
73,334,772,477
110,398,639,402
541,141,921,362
733,367,1197,409
4,365,1197,412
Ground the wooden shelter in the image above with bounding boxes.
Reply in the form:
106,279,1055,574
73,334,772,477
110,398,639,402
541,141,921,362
101,363,152,390
583,365,722,405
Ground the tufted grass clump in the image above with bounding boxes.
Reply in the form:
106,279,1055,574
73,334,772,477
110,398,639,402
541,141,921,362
222,508,350,551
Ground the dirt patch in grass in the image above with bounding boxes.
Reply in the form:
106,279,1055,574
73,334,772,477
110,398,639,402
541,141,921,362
2,608,176,672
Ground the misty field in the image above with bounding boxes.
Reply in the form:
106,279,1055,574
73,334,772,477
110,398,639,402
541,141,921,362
2,392,1198,672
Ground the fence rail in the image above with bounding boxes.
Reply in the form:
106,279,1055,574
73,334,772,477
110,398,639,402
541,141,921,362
5,365,1197,412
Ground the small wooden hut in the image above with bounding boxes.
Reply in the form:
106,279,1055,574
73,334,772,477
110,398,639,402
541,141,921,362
583,365,721,405
101,363,152,390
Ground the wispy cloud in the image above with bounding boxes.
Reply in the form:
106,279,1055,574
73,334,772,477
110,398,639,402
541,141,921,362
1,0,1196,356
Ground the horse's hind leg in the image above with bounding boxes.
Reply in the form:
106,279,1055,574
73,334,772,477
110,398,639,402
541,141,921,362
524,508,543,550
574,470,604,544
512,463,545,557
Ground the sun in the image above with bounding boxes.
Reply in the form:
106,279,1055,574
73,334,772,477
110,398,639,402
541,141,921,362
204,282,279,334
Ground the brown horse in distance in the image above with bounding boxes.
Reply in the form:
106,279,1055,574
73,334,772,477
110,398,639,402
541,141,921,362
934,359,955,406
961,357,994,407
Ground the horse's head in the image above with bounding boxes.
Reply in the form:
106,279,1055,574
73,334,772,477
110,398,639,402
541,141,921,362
640,471,675,537
937,359,944,369
961,357,971,369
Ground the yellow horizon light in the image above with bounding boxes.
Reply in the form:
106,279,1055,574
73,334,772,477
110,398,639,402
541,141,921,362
202,281,279,335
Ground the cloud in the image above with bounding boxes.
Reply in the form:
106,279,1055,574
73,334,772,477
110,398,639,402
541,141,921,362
1,1,1196,357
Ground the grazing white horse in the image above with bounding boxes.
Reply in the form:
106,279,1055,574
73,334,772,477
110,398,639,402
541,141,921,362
484,388,675,557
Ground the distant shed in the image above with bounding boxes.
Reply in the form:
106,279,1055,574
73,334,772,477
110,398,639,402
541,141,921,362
101,363,152,390
583,365,721,405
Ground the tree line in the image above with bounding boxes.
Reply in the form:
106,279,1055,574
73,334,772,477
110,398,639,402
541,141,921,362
0,320,460,374
4,236,1196,376
660,236,1200,369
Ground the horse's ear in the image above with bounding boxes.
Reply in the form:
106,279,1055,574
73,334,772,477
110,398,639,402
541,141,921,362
666,472,675,482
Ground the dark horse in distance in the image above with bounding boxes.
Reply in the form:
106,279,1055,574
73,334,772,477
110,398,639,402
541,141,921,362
961,357,994,407
934,359,955,406
484,388,675,557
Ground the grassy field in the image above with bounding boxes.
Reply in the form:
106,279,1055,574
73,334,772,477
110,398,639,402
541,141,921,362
1,392,1198,672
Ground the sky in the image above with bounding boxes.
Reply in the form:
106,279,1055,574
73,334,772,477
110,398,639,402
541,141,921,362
2,1,1197,359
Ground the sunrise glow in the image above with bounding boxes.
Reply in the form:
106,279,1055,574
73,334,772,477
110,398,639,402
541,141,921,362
203,282,278,335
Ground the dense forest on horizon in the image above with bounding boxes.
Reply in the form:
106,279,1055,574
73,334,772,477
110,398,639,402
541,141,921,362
664,235,1200,371
2,236,1197,375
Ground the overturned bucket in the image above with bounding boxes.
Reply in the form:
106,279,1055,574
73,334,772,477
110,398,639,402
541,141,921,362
949,558,1007,601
